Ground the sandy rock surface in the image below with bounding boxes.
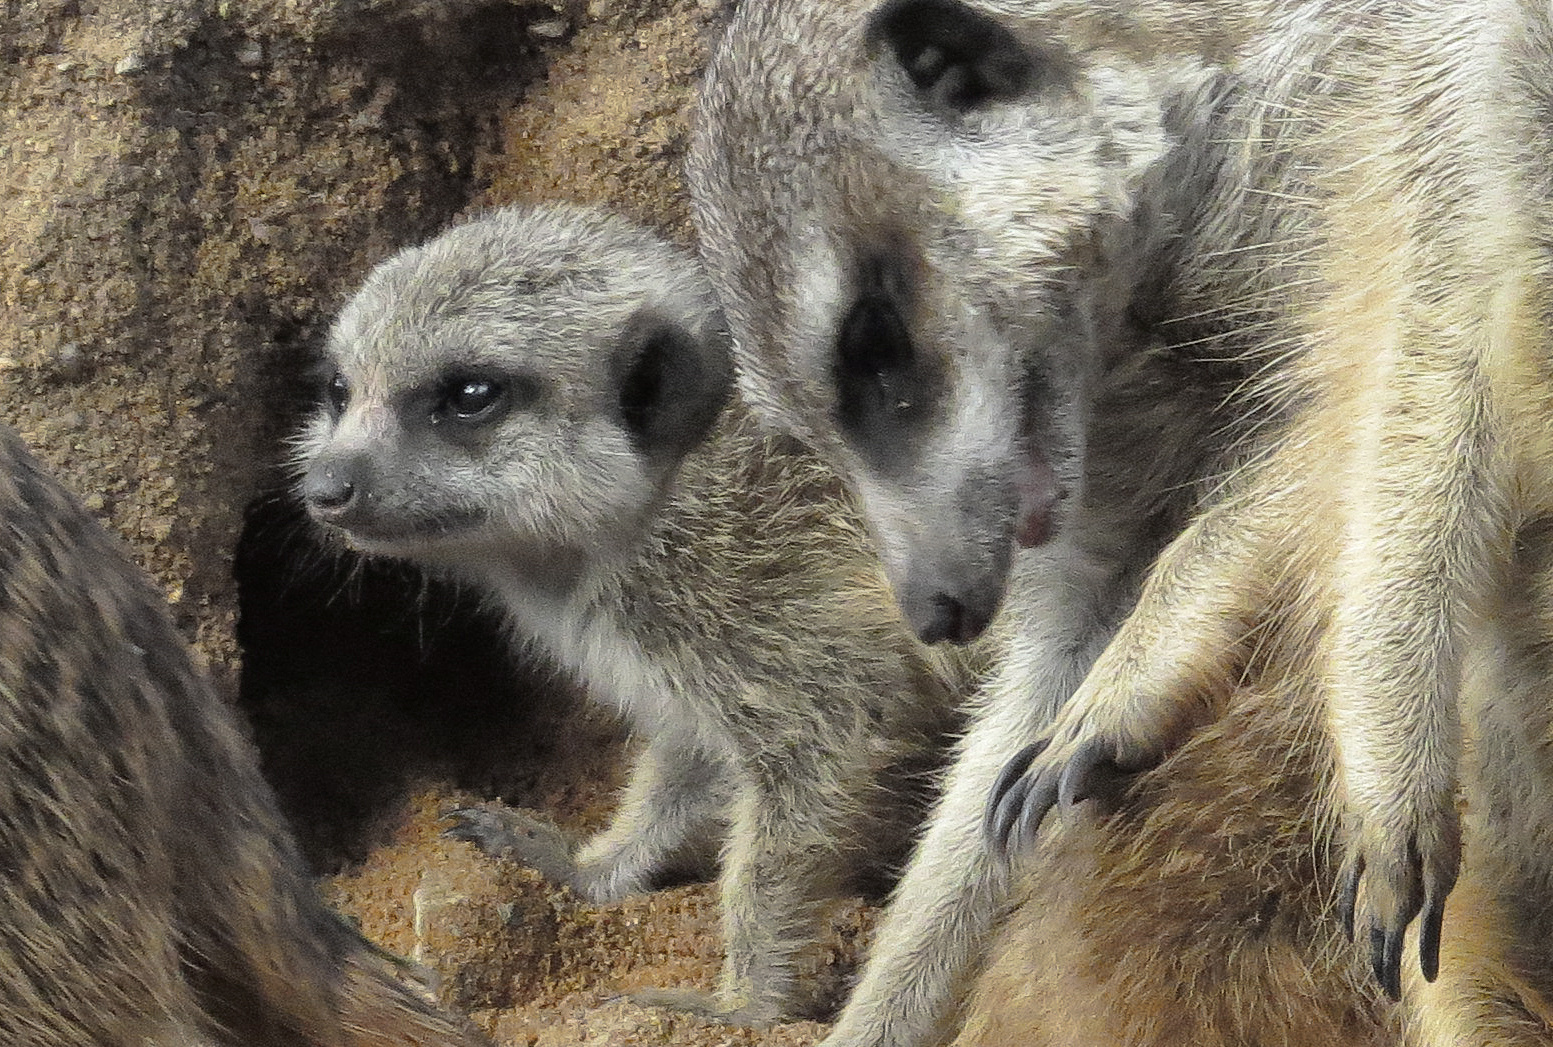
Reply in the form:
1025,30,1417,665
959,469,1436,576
3,1,880,1043
325,783,870,1046
2,0,566,670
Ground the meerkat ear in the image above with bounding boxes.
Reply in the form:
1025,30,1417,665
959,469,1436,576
867,0,1041,111
614,310,733,459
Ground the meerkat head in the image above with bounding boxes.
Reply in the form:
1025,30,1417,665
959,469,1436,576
689,0,1224,644
294,204,731,586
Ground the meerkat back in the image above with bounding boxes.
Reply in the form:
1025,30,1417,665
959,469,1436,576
0,424,487,1046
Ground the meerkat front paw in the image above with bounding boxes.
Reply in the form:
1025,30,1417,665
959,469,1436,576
1336,799,1460,1001
627,986,781,1028
443,804,579,886
984,733,1131,855
983,690,1206,856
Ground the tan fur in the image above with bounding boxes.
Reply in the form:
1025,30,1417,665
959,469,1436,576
293,203,987,1025
955,680,1389,1047
0,425,487,1047
972,4,1553,1041
691,0,1553,1044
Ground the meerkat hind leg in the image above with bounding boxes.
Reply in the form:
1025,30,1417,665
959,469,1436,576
634,743,866,1027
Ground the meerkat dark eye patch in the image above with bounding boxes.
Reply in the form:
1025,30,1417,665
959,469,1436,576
866,0,1040,111
615,318,732,459
833,291,938,470
430,370,538,427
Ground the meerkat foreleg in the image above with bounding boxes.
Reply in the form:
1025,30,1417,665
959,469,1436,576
1322,330,1511,999
569,732,731,902
817,544,1129,1047
448,731,727,903
986,486,1284,855
819,678,1049,1047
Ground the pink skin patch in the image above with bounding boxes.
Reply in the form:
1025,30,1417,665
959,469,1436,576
1015,455,1058,548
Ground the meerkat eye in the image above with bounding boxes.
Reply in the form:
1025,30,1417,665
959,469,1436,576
328,372,350,416
440,376,506,422
836,293,915,416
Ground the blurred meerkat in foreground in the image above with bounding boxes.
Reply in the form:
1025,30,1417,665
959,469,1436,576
0,424,487,1047
692,0,1553,1044
293,203,984,1025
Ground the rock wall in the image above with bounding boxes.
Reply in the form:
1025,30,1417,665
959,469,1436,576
1,0,571,674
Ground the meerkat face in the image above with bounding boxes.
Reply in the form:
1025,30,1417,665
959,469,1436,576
691,0,1211,643
294,206,731,580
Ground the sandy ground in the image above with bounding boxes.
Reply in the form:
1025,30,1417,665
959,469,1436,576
324,777,877,1046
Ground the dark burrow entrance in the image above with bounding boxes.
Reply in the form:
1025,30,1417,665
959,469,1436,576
231,491,593,872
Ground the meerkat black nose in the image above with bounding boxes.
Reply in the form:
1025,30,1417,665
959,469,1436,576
300,465,357,516
917,592,995,646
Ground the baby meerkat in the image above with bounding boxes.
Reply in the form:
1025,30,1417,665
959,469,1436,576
0,424,487,1047
293,203,983,1026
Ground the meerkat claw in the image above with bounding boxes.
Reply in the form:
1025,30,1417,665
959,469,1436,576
990,772,1034,855
1419,888,1446,983
443,805,577,885
1370,921,1404,1001
1013,769,1062,856
1057,735,1116,807
1338,855,1363,942
984,740,1046,846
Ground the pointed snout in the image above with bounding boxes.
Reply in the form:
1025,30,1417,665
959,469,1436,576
299,452,374,525
898,553,1011,646
865,461,1032,647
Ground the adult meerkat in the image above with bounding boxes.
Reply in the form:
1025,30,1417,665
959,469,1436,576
692,0,1553,1044
0,425,487,1047
690,2,1262,1044
293,203,983,1025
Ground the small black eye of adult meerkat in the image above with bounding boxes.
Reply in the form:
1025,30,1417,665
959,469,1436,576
838,295,915,403
328,371,349,416
442,376,506,422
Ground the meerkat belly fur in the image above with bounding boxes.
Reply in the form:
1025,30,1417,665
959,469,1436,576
0,426,488,1047
294,203,986,1025
692,1,1553,1045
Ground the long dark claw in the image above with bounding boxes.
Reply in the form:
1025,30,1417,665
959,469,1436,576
987,742,1045,820
987,771,1034,854
1012,771,1061,856
1419,891,1446,983
1058,736,1112,807
1338,857,1363,942
985,741,1047,843
1371,923,1403,1001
